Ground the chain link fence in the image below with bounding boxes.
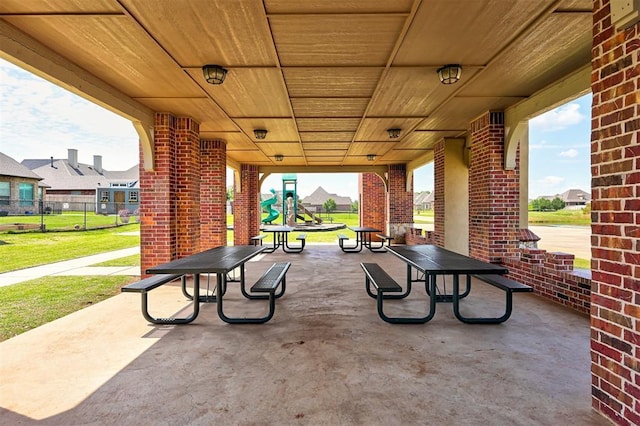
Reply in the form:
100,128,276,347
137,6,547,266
0,199,140,232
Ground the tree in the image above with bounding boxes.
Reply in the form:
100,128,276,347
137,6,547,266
550,197,565,211
351,200,359,213
323,198,337,214
226,186,234,201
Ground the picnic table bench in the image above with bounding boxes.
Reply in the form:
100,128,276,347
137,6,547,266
454,274,533,324
250,234,266,246
360,263,434,324
121,274,198,324
218,262,291,324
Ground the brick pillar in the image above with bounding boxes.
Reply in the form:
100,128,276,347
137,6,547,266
387,164,413,244
590,2,639,424
468,111,520,262
139,113,178,276
200,139,226,249
175,117,200,257
359,172,386,237
233,164,260,245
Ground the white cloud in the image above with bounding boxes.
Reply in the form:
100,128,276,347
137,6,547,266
0,59,139,170
530,102,586,132
540,176,565,185
559,149,579,158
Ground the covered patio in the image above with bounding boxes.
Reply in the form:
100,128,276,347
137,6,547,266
0,246,607,425
1,1,638,424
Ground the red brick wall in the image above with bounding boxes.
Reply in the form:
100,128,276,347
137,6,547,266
433,140,445,247
233,164,260,245
469,112,520,262
140,113,178,276
200,139,226,249
591,1,639,424
359,172,386,237
387,164,413,243
175,117,200,257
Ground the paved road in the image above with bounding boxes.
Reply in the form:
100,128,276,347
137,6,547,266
529,225,591,260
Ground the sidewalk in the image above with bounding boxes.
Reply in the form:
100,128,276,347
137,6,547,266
0,247,140,287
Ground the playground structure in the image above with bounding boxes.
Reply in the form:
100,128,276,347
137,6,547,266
260,175,324,226
260,189,279,224
282,174,322,226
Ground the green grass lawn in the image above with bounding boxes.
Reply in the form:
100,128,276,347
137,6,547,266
0,211,130,230
0,224,140,273
0,275,133,341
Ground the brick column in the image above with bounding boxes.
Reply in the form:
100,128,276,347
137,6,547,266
359,172,386,237
590,1,639,424
468,111,520,262
233,164,260,245
139,113,178,276
175,117,200,257
387,164,413,243
200,139,226,249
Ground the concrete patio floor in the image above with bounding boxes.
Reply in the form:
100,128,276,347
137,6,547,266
0,245,608,425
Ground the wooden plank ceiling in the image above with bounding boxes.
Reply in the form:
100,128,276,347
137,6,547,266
0,0,592,169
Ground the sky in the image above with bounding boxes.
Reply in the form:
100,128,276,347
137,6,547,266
1,58,590,201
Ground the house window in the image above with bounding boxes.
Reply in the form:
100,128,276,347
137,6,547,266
128,191,138,202
100,191,110,202
19,183,34,207
0,182,9,205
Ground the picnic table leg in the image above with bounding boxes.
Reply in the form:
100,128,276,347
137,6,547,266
452,275,514,324
140,274,201,324
375,273,436,324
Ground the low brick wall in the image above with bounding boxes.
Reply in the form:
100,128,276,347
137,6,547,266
405,227,591,315
503,250,591,315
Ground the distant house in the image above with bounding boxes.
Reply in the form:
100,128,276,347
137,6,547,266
544,188,591,210
21,148,139,213
0,152,46,215
414,191,434,211
301,186,352,212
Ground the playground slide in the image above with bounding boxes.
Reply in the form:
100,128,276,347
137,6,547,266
261,191,279,223
297,205,323,224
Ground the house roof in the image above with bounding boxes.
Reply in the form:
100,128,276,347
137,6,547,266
414,191,434,204
21,158,138,191
301,186,352,205
544,188,591,203
0,152,43,180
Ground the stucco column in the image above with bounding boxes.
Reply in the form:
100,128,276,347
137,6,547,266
468,111,520,263
387,164,413,243
434,138,469,254
233,164,260,245
359,172,386,238
200,139,226,249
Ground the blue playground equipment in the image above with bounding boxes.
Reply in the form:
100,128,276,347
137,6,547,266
261,188,280,224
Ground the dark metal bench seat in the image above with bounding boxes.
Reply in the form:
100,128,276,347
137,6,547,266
122,274,198,324
361,263,433,324
218,262,291,324
453,274,533,324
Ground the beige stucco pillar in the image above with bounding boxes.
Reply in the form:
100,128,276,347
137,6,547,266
439,138,469,255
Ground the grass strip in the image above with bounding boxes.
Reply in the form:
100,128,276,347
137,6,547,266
0,275,135,341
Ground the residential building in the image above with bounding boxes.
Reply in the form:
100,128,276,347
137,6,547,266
21,148,139,212
0,152,46,215
544,188,590,210
300,186,352,213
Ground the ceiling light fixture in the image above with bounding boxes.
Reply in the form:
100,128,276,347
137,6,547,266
254,129,267,140
387,128,401,139
437,64,462,84
367,154,376,161
275,154,284,162
202,64,228,84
